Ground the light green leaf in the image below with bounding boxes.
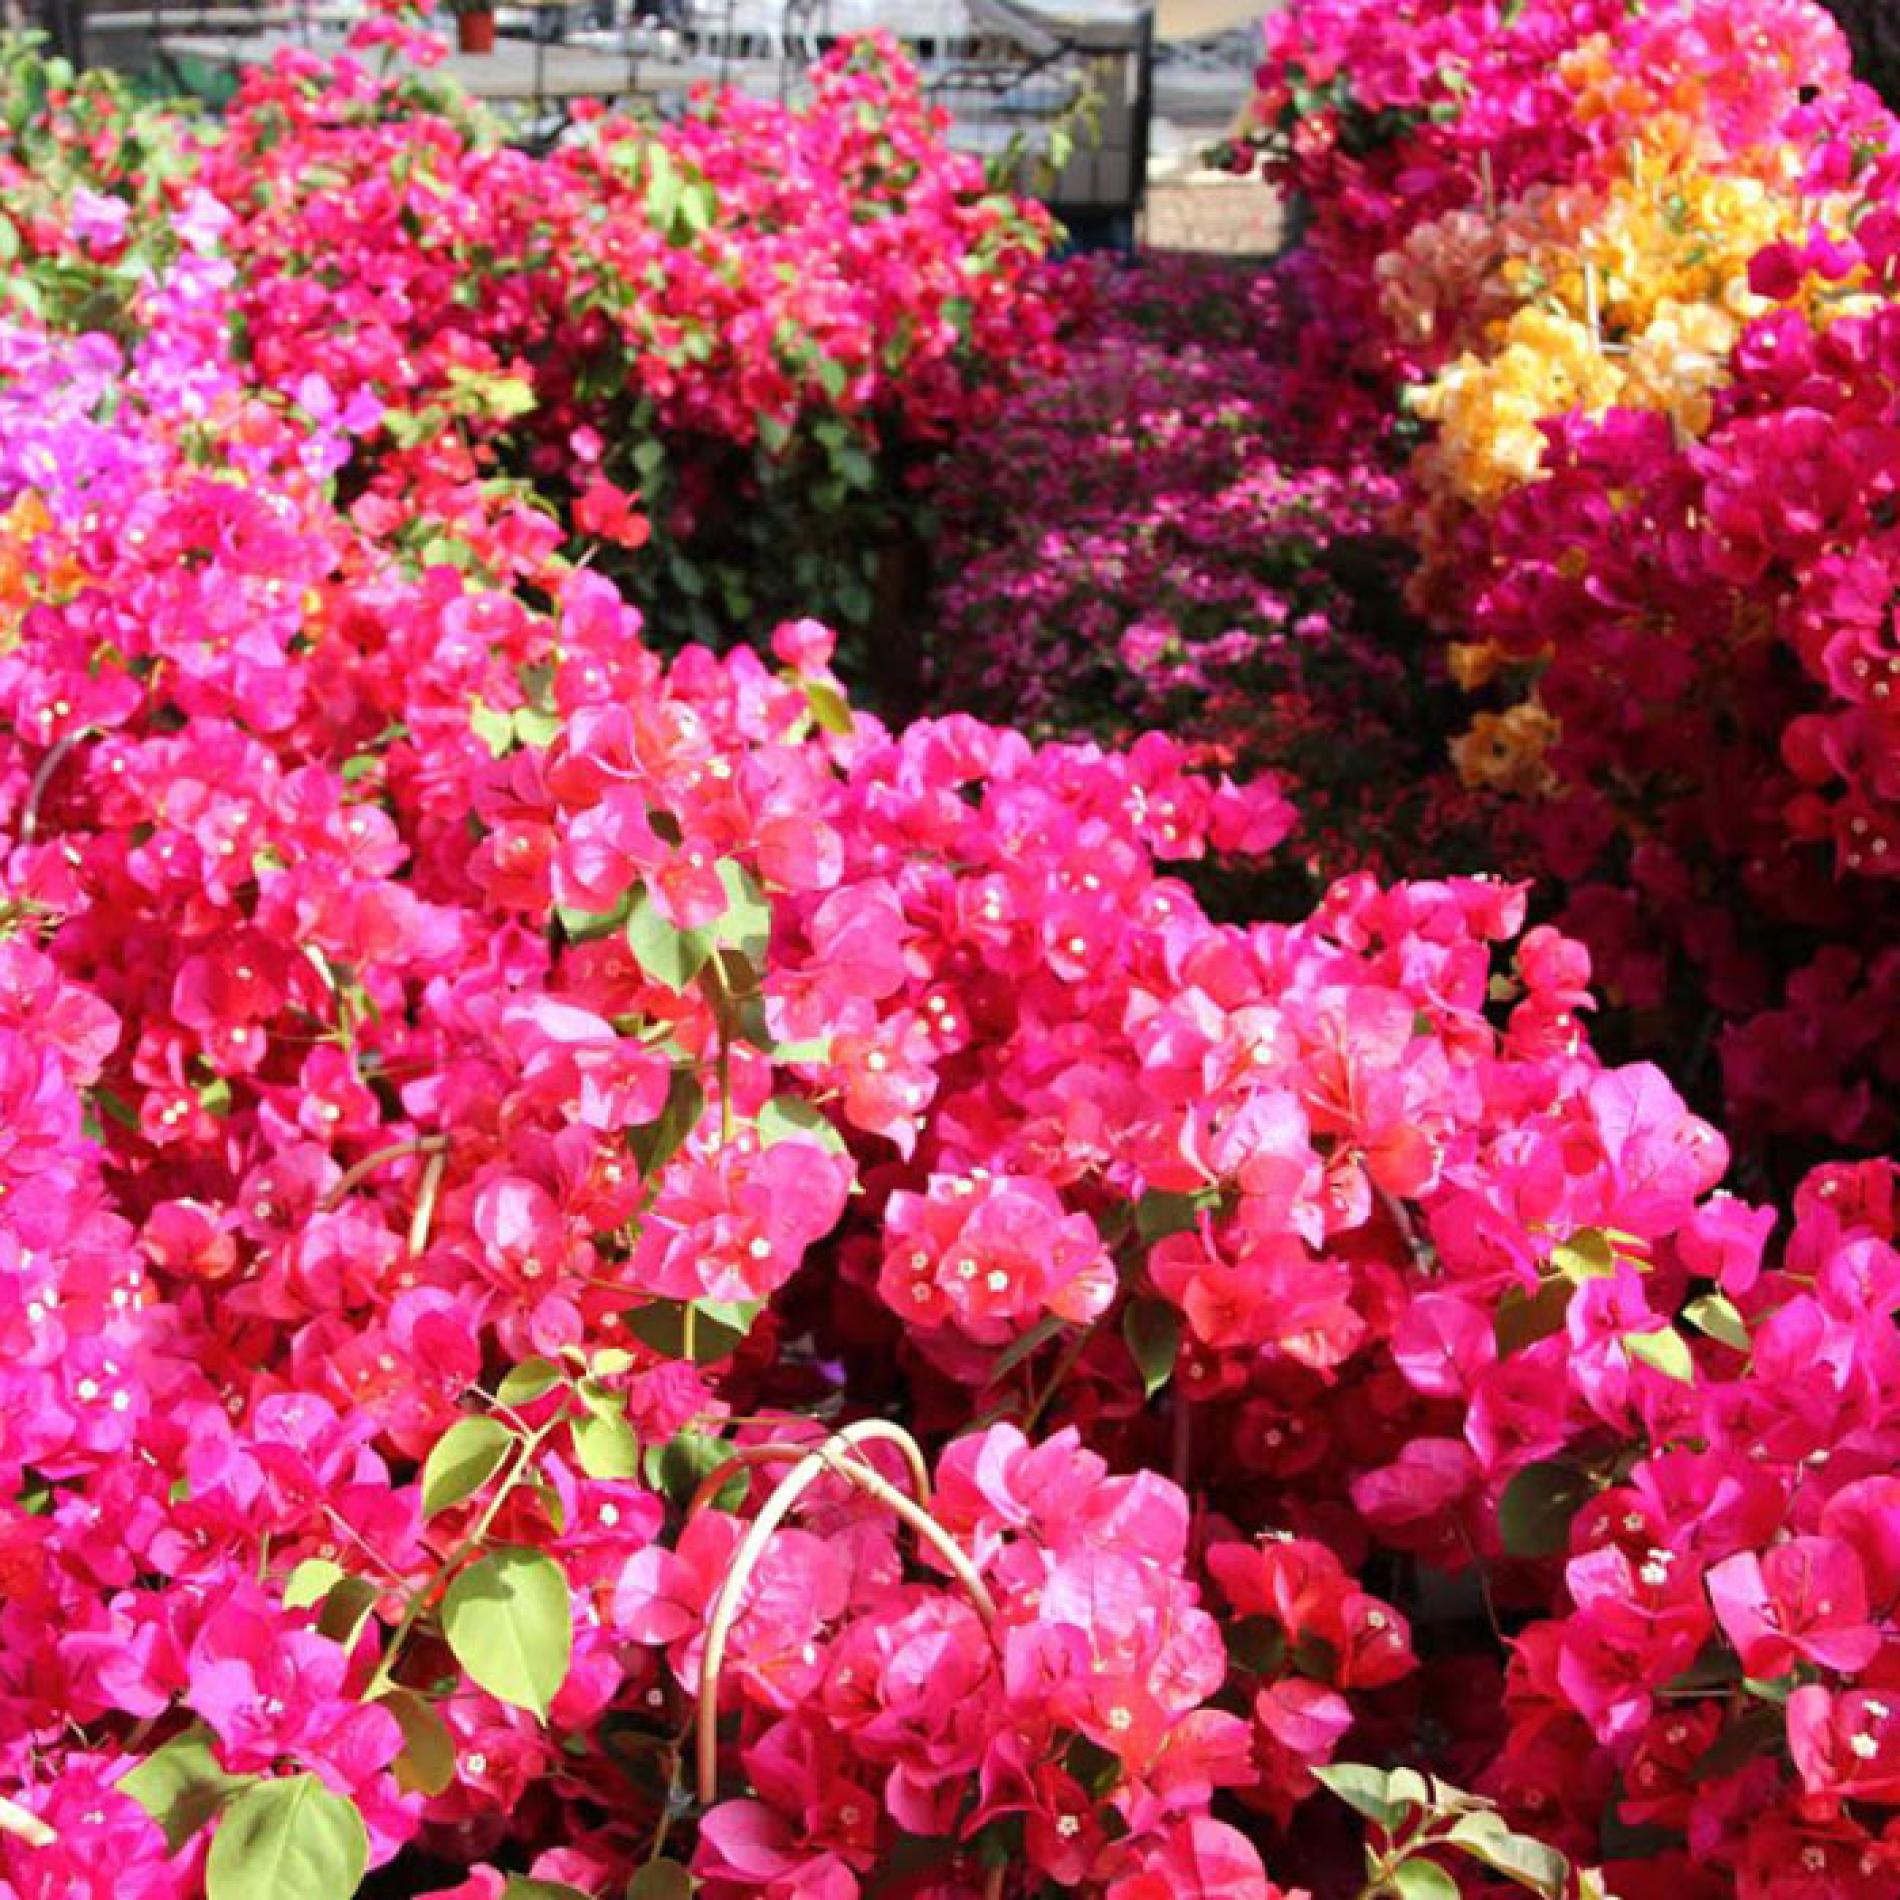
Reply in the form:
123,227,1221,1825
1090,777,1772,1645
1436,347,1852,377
470,700,514,758
572,1407,642,1480
440,1548,572,1720
554,897,631,943
1311,1762,1405,1833
802,678,854,737
1447,1810,1571,1895
204,1774,367,1900
712,860,771,958
1624,1326,1696,1383
626,892,715,993
512,706,561,750
755,1095,845,1154
421,1416,515,1519
496,1358,566,1407
1386,1768,1439,1811
1682,1293,1749,1353
645,146,682,229
283,1558,346,1611
120,1726,251,1854
1391,1860,1461,1900
1551,1229,1617,1280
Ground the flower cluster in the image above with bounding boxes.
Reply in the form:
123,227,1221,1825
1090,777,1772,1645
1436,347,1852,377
1253,0,1900,1157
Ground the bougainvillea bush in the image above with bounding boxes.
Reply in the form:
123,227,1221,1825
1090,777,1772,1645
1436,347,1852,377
1249,0,1900,1165
0,29,1061,665
5,19,1900,1900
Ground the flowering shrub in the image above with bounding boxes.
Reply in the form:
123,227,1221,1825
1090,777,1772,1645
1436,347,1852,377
0,31,1061,661
6,18,1900,1900
1252,0,1900,1159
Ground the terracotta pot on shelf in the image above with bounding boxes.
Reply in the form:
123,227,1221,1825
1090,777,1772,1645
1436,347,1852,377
456,10,496,52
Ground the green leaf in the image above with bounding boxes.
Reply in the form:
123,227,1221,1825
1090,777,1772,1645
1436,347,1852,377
766,1034,834,1066
281,1557,380,1648
1493,1276,1572,1356
1682,1292,1749,1353
986,1311,1068,1386
496,1357,566,1407
712,859,771,958
1624,1326,1695,1383
440,1548,573,1720
470,700,514,758
1497,1459,1591,1560
421,1415,515,1519
1135,1188,1211,1244
555,895,632,943
1551,1229,1617,1280
1391,1861,1461,1900
572,1407,642,1480
626,891,715,993
625,1297,758,1365
512,706,561,750
628,1068,705,1176
120,1725,251,1853
283,1557,346,1611
1222,1613,1287,1676
1311,1762,1405,1833
755,1095,845,1154
678,179,716,236
1386,1768,1439,1812
204,1774,367,1900
1447,1811,1571,1894
645,146,682,229
378,1687,457,1798
801,678,854,737
625,1862,695,1900
314,1574,381,1650
647,1428,742,1508
503,1877,595,1900
1122,1299,1180,1400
